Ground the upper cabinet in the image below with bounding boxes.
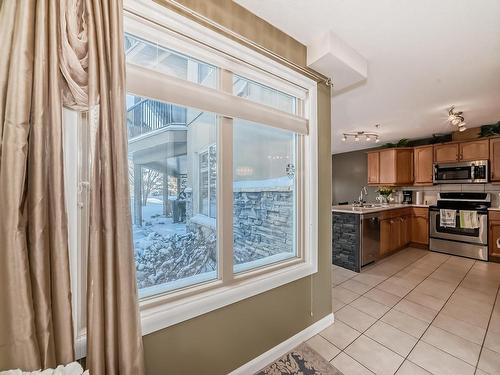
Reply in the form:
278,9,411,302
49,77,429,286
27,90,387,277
490,137,500,182
434,143,459,163
367,151,380,184
370,148,413,186
414,145,433,185
367,136,498,186
434,140,489,163
460,139,489,161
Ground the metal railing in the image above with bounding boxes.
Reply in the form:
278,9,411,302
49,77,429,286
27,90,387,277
127,99,187,138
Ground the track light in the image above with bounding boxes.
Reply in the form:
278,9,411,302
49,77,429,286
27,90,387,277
341,130,380,143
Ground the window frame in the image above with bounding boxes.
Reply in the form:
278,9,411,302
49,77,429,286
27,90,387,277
68,0,318,357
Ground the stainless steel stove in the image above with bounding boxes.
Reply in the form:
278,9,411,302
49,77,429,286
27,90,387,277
429,192,490,261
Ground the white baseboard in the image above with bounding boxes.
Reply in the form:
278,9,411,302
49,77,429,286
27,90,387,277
228,313,335,375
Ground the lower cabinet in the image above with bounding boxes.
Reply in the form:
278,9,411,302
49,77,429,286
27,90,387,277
410,207,429,246
380,208,412,256
489,211,500,263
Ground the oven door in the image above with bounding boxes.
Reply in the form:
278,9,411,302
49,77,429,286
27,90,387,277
429,209,487,245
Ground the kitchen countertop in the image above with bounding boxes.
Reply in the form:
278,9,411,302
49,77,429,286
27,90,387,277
332,203,430,214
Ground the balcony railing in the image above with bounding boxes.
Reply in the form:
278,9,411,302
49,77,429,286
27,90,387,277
127,99,187,138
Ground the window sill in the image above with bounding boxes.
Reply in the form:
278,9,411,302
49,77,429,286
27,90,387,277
139,258,317,335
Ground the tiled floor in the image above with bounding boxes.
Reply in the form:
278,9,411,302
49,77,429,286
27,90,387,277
306,248,500,375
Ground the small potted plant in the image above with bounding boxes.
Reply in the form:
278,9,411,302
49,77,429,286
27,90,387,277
377,186,394,206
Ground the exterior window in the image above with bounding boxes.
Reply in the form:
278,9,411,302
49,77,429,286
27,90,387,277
125,33,217,88
198,144,216,218
68,9,317,343
233,74,296,114
127,94,218,297
233,120,296,272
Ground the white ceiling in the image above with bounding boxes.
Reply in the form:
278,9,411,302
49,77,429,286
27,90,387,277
235,0,500,154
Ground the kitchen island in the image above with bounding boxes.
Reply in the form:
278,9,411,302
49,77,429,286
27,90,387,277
332,204,430,272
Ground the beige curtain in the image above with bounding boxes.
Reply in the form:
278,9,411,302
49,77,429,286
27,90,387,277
85,1,145,374
0,0,74,370
0,0,144,373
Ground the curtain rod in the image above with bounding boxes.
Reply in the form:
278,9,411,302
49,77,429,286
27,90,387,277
138,0,332,87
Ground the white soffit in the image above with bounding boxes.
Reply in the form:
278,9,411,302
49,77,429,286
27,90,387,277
307,31,367,93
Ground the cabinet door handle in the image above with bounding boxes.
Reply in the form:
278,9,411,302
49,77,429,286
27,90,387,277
497,237,500,249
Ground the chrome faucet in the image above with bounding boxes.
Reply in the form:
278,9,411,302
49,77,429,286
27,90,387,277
353,186,368,207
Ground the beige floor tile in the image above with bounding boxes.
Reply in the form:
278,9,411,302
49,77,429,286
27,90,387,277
381,309,429,338
320,321,360,350
333,286,361,304
305,335,340,361
377,279,413,298
330,352,374,375
440,297,492,329
341,279,372,294
345,335,404,375
335,305,377,332
484,329,500,354
332,298,346,313
421,326,481,365
453,285,497,306
336,267,359,278
475,369,490,375
365,321,417,357
350,296,390,319
413,278,456,300
432,313,486,345
477,347,500,375
333,273,350,286
405,290,447,311
408,341,475,375
364,288,401,307
352,273,387,287
396,361,431,374
393,299,438,324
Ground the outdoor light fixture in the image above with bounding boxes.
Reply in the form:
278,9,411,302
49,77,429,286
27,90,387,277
341,130,380,143
448,106,467,131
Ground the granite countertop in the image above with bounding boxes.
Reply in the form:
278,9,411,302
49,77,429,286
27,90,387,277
331,203,430,214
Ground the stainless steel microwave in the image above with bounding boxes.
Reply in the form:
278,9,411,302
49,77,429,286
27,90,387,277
433,160,489,184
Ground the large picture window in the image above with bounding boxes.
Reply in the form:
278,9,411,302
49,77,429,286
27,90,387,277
69,2,317,343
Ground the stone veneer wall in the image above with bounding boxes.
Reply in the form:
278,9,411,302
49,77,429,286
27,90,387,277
332,212,360,272
233,189,293,263
185,188,294,262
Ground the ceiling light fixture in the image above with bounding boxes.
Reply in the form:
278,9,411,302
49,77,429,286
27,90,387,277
341,130,380,143
448,105,467,131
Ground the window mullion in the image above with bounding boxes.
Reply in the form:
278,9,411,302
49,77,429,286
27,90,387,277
218,69,234,284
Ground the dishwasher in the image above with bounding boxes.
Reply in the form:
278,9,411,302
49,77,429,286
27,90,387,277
361,213,380,266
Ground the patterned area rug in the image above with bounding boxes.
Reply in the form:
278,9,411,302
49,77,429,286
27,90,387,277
255,343,343,375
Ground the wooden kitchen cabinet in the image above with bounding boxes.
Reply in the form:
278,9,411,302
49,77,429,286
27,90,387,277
434,143,459,163
378,148,414,186
380,218,393,256
490,137,500,182
410,207,429,246
489,211,500,263
400,214,410,247
367,151,380,184
379,208,412,257
459,139,489,161
414,145,434,185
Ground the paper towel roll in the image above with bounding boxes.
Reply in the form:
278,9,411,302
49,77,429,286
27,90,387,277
416,191,423,205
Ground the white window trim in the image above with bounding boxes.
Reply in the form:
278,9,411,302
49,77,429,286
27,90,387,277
68,0,318,358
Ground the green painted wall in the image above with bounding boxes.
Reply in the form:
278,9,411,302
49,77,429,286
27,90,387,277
143,2,332,374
